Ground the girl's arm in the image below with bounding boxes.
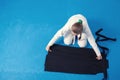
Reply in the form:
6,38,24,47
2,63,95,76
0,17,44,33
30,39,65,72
83,19,102,58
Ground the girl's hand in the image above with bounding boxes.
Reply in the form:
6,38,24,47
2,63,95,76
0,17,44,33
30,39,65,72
46,46,52,52
96,55,102,60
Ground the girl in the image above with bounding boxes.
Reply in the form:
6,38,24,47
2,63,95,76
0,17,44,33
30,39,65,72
46,14,102,60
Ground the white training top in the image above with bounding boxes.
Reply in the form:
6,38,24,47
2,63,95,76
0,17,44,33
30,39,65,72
47,14,101,57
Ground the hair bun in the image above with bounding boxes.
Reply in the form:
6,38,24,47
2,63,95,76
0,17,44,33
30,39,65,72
78,19,83,24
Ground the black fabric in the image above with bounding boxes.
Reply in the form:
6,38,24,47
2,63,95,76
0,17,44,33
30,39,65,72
95,28,117,55
45,44,108,80
95,28,117,80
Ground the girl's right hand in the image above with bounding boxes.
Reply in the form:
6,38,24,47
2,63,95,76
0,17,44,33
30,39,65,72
46,46,52,52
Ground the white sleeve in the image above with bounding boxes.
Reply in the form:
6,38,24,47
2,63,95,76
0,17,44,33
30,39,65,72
47,24,68,47
47,18,70,47
84,20,101,57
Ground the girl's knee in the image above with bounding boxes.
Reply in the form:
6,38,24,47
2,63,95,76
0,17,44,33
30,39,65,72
78,33,87,47
78,43,87,47
78,40,87,47
64,40,72,45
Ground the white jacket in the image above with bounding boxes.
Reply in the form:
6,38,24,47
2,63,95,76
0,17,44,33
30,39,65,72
47,14,101,57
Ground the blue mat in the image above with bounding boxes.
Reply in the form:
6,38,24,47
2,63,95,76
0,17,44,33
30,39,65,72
0,0,120,80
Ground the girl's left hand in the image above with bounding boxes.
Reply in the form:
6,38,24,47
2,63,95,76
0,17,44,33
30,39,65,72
96,55,102,60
